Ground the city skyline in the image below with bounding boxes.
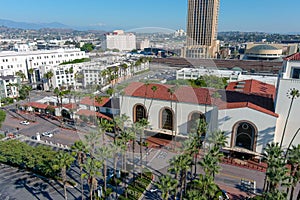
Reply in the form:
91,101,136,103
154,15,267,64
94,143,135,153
0,0,299,33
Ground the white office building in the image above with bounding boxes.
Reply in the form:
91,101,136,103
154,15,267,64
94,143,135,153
105,30,136,51
0,48,87,81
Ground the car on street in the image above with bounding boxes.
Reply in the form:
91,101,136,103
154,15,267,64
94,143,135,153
42,132,53,137
20,121,30,125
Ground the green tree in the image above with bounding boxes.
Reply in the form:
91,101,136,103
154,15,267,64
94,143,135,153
53,151,75,200
0,110,6,128
286,144,300,200
80,43,95,52
156,174,178,200
95,146,112,197
82,157,102,200
264,143,289,195
43,71,54,89
135,118,149,178
15,70,26,82
71,141,88,200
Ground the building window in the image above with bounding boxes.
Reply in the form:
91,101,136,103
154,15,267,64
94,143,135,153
291,68,300,79
188,112,206,135
133,104,146,123
161,108,173,131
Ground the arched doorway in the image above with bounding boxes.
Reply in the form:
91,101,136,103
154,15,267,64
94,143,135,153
232,121,257,151
160,108,173,131
133,104,146,123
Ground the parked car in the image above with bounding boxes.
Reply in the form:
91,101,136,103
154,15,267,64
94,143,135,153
42,132,53,138
20,121,30,125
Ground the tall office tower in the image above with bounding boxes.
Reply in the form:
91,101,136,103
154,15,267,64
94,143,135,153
182,0,220,58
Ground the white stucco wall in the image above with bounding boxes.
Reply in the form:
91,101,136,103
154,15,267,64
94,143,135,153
219,108,277,154
120,95,217,136
275,78,300,148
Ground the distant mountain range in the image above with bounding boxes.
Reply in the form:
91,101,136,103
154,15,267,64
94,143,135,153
0,18,120,31
0,19,73,30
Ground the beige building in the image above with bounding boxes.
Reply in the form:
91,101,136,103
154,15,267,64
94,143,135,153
244,43,298,61
183,0,220,59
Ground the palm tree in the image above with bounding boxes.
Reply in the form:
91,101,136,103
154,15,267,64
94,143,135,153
95,146,112,197
264,143,289,193
147,85,158,119
53,151,75,200
82,157,102,200
118,128,135,198
199,147,222,180
113,114,130,143
207,130,227,149
84,130,101,158
280,88,300,147
169,154,192,200
43,71,54,89
286,144,300,200
28,68,34,84
15,70,26,83
190,174,219,199
71,141,88,200
97,118,114,143
156,174,178,200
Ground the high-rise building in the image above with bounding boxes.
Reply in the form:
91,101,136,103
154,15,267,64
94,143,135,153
182,0,220,58
104,30,136,52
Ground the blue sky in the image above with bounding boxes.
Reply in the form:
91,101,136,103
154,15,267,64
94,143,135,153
0,0,299,33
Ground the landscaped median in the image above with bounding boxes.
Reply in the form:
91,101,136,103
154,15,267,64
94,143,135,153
118,169,153,200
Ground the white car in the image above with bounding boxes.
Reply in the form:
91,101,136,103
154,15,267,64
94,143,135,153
42,132,53,137
20,121,30,125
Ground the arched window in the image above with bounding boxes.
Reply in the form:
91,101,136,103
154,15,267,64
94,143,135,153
233,121,257,151
188,112,206,134
134,104,146,122
161,108,173,131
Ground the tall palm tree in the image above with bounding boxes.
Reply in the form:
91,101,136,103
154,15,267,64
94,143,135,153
97,118,114,143
156,174,178,200
199,148,222,180
28,68,34,84
190,174,219,199
84,130,101,158
82,157,102,200
147,85,158,119
118,128,135,198
95,146,112,197
53,151,75,200
135,118,149,178
113,114,130,143
15,70,26,83
169,154,192,200
286,144,300,200
280,88,300,147
264,143,289,193
43,70,54,89
71,141,88,200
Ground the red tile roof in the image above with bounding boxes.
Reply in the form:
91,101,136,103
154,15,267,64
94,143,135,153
124,82,278,117
284,52,300,61
25,102,50,110
226,79,276,99
79,96,110,107
62,103,77,110
124,82,211,105
76,109,111,120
